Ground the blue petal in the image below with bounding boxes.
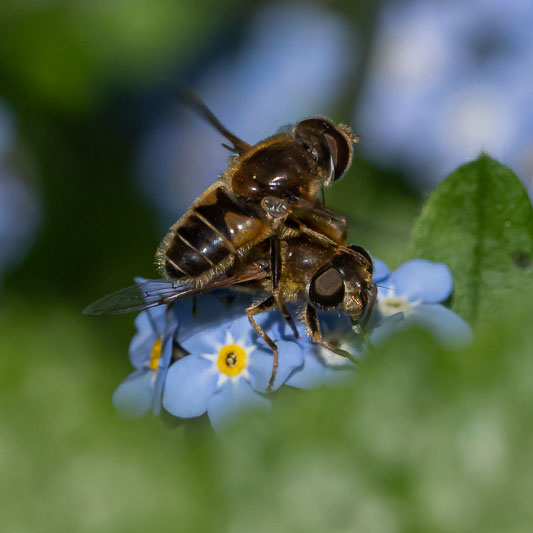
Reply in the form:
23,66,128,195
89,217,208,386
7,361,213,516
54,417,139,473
389,259,453,303
372,257,390,283
285,348,327,389
129,314,156,369
207,379,270,433
369,311,404,342
323,365,356,388
179,311,256,356
134,305,168,335
129,335,154,369
180,320,229,356
369,311,409,346
247,340,303,392
162,356,218,418
228,315,259,344
227,311,285,350
112,370,155,418
129,306,171,368
174,294,234,339
173,292,253,343
409,304,473,349
371,303,472,349
152,337,173,415
273,307,353,343
267,307,306,341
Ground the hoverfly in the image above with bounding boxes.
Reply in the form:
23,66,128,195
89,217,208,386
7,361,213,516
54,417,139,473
84,95,373,389
236,236,376,366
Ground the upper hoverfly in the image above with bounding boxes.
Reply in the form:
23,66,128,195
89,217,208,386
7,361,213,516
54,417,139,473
84,94,375,389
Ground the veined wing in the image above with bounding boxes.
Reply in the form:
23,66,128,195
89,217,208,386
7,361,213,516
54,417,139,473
83,265,268,317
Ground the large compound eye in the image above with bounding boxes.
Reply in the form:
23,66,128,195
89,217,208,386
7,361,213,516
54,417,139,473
308,265,345,309
324,128,352,181
348,245,374,276
295,118,353,181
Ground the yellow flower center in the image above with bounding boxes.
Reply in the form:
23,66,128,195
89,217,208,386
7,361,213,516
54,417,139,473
149,338,163,371
217,344,246,376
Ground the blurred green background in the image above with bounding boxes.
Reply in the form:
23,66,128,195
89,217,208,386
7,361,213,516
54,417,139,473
1,1,532,531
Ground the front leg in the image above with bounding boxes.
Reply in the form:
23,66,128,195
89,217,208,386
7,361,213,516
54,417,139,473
292,200,348,243
270,236,299,339
352,283,377,350
304,304,359,365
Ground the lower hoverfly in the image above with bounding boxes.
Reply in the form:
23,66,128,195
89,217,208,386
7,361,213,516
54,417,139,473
84,94,374,389
85,233,376,389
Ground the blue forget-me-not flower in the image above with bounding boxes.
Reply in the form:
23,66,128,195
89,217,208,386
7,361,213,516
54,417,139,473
113,303,178,417
372,259,472,348
163,314,303,432
112,257,470,429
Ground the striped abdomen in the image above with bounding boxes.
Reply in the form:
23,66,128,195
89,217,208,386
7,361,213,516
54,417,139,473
157,186,271,279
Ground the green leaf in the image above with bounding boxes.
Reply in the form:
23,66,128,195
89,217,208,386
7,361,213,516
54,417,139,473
408,154,533,326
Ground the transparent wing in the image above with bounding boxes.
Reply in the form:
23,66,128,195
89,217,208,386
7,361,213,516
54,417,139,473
83,265,268,317
83,279,191,316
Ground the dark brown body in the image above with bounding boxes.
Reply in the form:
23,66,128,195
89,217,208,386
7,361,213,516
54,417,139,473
156,125,352,286
239,235,376,329
157,182,270,281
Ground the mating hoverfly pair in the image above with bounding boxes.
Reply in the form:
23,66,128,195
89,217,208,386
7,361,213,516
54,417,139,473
84,95,377,390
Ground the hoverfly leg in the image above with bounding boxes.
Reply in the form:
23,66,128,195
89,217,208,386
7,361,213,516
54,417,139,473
163,302,190,363
171,338,190,363
305,304,359,365
355,283,378,348
275,295,299,339
245,296,278,391
299,224,339,249
270,236,299,339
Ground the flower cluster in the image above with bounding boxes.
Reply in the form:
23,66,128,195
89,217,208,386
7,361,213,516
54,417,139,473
113,259,471,431
356,0,533,187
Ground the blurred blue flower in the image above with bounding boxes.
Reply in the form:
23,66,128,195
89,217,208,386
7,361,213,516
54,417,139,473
372,257,390,283
112,305,178,417
136,1,356,221
373,259,472,348
0,100,40,287
0,102,15,159
356,0,533,190
163,313,303,432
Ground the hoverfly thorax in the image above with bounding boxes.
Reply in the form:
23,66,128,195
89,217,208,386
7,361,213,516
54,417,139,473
230,117,356,204
231,136,323,202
